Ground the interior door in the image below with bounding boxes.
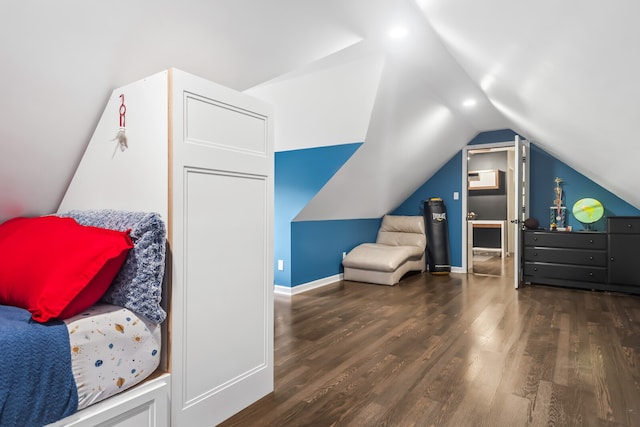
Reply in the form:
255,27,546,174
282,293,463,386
512,135,530,289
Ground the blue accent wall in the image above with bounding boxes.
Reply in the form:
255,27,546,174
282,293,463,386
277,130,639,287
275,143,361,287
468,129,518,146
394,129,639,268
393,152,463,267
529,144,640,231
291,219,381,285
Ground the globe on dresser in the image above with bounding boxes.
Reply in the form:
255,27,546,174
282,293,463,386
572,198,604,230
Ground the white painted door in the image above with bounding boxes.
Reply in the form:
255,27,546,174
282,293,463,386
169,69,274,426
512,135,530,289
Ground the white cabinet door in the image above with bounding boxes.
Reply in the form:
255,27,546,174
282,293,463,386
169,69,274,427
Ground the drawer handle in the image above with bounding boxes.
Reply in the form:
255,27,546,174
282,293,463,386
589,256,594,260
628,224,633,229
533,237,538,241
589,239,594,244
589,272,593,277
533,267,538,271
610,257,615,262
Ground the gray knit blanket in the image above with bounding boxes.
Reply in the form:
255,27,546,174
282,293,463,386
58,209,167,324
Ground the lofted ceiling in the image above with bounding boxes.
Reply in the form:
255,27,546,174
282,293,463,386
0,0,638,224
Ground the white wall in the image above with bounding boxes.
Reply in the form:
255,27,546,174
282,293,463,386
1,0,639,224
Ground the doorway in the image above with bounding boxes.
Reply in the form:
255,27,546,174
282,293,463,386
464,144,515,277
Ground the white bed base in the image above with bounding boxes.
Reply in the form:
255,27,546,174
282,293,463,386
47,374,170,427
54,68,274,427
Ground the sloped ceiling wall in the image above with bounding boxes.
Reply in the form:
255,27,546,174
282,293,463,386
415,0,640,211
1,0,638,224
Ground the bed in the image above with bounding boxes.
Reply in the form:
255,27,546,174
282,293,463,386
0,210,167,426
1,68,274,427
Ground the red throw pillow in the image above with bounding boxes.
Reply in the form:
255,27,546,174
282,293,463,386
0,216,133,322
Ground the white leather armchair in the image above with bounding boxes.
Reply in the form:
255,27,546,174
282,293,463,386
342,215,426,286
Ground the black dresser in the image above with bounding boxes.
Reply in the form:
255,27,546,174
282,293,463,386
522,216,640,294
608,216,640,289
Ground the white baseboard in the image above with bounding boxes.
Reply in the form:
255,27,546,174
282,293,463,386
274,274,343,296
274,268,465,296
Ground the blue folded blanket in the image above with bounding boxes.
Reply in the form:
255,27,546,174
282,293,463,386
0,305,78,426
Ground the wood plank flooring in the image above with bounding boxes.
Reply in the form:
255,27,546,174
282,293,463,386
219,260,640,426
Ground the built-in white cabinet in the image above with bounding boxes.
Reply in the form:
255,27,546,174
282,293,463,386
58,68,274,427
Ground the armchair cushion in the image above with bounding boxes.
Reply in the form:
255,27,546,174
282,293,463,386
342,215,426,286
342,243,424,272
376,215,426,248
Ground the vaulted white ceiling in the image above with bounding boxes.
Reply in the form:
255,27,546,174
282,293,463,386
0,0,638,223
417,0,640,214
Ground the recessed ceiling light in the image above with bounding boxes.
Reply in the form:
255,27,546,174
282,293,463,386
463,99,477,107
389,27,408,39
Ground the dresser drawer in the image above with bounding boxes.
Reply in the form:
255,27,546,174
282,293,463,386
608,217,640,234
524,262,607,283
523,247,607,266
524,231,606,249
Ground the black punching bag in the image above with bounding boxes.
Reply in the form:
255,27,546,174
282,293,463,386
424,198,451,275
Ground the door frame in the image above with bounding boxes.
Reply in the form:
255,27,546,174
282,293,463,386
461,140,518,274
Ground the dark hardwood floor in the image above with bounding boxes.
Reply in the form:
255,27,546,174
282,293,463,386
471,253,507,277
219,258,640,426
